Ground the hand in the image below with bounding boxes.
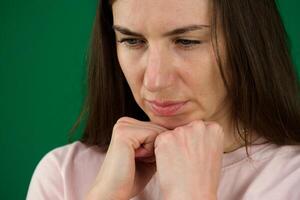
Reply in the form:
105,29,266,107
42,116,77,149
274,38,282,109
85,117,167,200
154,120,224,200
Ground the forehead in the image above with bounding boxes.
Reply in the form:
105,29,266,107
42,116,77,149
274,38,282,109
112,0,211,34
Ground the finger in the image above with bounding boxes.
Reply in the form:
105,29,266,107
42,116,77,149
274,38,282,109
135,145,154,158
117,121,168,151
118,117,168,132
112,124,161,157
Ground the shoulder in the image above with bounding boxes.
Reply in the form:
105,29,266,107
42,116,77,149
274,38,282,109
219,143,300,199
32,141,106,175
26,141,106,200
253,143,300,165
44,141,106,166
223,141,300,177
247,144,300,199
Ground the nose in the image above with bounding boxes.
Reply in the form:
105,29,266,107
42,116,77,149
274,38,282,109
143,45,175,92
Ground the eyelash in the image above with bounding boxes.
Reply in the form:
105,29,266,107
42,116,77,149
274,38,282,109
117,38,202,50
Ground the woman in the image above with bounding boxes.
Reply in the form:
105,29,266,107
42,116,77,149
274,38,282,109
27,0,300,199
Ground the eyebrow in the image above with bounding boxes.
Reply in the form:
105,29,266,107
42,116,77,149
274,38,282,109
112,24,210,37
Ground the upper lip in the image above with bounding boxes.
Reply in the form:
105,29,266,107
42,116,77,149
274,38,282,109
147,100,187,107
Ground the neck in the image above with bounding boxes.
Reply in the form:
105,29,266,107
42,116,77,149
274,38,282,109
212,114,259,153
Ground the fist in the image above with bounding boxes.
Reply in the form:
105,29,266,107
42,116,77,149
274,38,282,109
154,120,224,199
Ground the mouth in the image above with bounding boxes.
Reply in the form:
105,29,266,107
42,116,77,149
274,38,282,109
146,100,188,116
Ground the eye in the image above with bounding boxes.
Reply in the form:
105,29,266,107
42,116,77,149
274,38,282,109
117,38,146,49
175,39,202,49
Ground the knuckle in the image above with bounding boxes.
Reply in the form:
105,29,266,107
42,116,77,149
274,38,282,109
174,126,185,133
113,121,124,132
111,125,136,147
207,122,220,130
112,126,124,138
207,123,224,135
116,116,131,124
155,133,171,147
191,120,205,128
112,123,129,140
113,117,132,133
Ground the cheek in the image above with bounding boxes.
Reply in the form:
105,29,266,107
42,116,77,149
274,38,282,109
183,47,220,90
181,45,227,108
117,48,143,94
117,47,133,80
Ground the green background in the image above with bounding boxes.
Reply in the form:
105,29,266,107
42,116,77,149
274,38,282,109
0,0,299,199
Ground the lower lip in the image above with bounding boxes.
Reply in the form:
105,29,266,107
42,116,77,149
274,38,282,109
147,101,187,116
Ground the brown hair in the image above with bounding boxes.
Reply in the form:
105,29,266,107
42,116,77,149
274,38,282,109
70,0,300,152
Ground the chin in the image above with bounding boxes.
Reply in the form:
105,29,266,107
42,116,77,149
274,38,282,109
149,115,191,130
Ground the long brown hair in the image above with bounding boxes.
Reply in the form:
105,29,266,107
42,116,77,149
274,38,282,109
70,0,300,152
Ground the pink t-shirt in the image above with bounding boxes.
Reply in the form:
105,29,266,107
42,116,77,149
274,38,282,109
26,137,300,200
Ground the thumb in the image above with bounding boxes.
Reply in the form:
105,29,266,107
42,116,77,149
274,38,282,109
135,142,155,158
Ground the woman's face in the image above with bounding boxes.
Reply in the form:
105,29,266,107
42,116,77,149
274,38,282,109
112,0,229,129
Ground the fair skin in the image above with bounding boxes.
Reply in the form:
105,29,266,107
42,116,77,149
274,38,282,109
85,0,253,199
